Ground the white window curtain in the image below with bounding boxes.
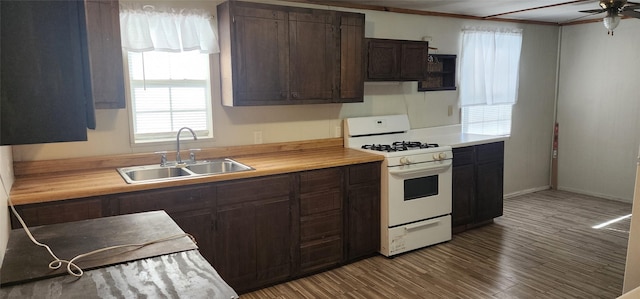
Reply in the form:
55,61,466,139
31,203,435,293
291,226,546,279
119,6,219,54
459,28,522,107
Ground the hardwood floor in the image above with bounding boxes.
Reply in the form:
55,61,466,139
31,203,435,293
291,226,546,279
243,190,632,298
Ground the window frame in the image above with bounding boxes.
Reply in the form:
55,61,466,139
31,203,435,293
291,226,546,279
123,50,214,145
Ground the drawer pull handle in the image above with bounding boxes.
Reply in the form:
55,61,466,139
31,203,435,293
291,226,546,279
405,219,440,231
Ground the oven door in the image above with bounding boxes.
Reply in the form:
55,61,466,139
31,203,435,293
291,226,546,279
384,159,452,227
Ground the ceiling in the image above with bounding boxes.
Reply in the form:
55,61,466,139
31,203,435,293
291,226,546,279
298,0,631,25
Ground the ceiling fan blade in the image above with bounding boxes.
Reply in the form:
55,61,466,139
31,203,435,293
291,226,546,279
621,9,640,18
623,4,640,9
579,8,606,13
563,10,604,23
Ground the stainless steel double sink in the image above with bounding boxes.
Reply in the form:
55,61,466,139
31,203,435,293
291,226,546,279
117,158,254,184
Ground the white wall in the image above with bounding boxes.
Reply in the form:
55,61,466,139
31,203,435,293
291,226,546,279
557,19,640,202
0,146,14,266
10,0,558,198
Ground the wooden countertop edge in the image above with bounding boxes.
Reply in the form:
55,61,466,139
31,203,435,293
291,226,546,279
10,145,383,206
13,138,346,177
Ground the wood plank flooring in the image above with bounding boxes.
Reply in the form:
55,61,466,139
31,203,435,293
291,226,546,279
243,190,632,298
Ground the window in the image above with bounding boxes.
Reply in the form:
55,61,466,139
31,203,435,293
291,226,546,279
459,28,522,136
127,51,212,142
462,104,512,135
119,7,219,143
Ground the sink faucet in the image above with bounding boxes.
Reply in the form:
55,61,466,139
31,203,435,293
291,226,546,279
176,127,197,165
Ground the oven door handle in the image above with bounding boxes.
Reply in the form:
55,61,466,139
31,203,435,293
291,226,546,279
388,160,452,178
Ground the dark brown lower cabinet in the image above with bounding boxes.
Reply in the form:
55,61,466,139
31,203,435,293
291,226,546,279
114,184,215,264
214,175,293,293
346,163,380,260
298,167,344,275
9,162,382,294
452,142,504,233
10,197,110,228
452,146,475,228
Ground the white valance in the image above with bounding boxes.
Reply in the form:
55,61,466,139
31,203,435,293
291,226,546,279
459,28,523,107
120,7,219,54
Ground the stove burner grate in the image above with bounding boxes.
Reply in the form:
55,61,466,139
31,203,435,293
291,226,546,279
361,141,440,152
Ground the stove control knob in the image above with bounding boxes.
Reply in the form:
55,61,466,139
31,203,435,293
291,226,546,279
433,152,447,160
400,157,411,165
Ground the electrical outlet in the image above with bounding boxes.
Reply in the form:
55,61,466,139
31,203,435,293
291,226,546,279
253,131,263,144
448,105,453,116
334,126,342,137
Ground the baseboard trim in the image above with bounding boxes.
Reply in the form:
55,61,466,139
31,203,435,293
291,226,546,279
504,186,551,199
557,186,632,203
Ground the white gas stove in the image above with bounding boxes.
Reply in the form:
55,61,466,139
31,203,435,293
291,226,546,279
344,115,452,257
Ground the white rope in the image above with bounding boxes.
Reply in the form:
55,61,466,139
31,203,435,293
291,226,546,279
8,195,194,277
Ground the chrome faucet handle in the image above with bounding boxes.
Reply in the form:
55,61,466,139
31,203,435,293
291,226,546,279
154,151,168,167
188,148,201,164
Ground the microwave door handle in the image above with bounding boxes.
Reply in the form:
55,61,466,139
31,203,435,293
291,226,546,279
388,161,452,177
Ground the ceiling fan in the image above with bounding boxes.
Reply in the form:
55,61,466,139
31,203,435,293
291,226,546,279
579,0,640,35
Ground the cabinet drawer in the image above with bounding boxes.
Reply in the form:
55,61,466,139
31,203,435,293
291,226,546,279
300,236,342,272
118,185,212,215
217,175,290,206
453,146,474,166
348,163,380,185
301,210,342,242
11,197,108,228
300,167,342,194
477,142,504,163
300,189,342,216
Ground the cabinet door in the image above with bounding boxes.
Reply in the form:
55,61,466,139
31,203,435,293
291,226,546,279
170,210,214,264
84,0,125,109
452,163,475,227
366,40,400,80
400,42,428,80
214,175,292,293
1,0,92,145
289,10,337,102
346,163,381,260
115,185,215,263
338,13,365,102
476,161,504,222
475,142,505,222
346,183,380,260
231,4,289,105
452,146,475,228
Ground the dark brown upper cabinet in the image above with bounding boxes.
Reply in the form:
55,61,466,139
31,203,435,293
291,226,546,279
365,38,429,81
1,0,93,145
217,1,365,106
84,0,126,109
1,0,126,145
418,54,457,91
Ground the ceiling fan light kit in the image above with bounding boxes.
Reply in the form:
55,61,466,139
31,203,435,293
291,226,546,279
578,0,640,35
603,11,621,34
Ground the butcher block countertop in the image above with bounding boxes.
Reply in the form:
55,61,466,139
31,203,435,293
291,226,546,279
10,138,383,205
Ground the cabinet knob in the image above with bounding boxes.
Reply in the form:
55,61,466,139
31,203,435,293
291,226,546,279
292,92,299,99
